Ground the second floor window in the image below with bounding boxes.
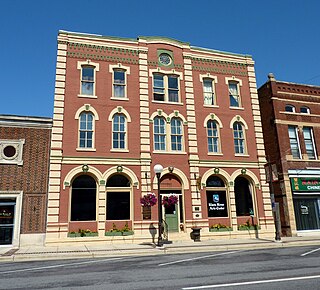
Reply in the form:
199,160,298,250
207,120,220,153
203,78,216,105
229,81,241,107
233,122,246,154
153,74,180,103
288,126,301,159
303,127,317,159
170,118,183,151
154,117,166,151
113,69,126,98
113,114,126,149
79,112,93,148
81,66,95,96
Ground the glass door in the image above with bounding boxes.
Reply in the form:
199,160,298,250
294,197,320,230
0,200,15,245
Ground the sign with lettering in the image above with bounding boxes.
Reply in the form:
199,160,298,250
291,177,320,192
206,191,228,217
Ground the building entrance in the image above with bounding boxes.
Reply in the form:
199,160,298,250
294,197,320,230
0,199,15,245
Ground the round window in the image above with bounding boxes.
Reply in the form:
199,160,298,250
159,53,172,66
3,145,17,158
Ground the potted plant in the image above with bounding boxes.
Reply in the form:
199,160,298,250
209,223,232,232
162,195,178,208
105,223,134,236
140,193,157,220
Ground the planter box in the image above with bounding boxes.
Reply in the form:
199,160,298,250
68,232,98,237
209,228,232,232
238,226,260,231
105,231,134,236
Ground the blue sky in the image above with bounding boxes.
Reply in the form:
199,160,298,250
1,0,319,117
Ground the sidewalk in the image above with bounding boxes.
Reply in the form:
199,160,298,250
1,236,320,262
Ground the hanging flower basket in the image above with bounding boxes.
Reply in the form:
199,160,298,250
140,193,157,207
162,195,178,208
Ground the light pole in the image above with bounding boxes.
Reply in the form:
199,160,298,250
154,164,163,247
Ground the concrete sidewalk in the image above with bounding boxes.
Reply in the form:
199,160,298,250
1,236,320,262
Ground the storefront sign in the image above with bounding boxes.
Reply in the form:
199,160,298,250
291,177,320,192
206,191,228,217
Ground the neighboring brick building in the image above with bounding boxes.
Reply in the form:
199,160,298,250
46,30,275,244
259,74,320,236
0,115,52,246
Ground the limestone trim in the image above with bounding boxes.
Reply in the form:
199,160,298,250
152,167,189,190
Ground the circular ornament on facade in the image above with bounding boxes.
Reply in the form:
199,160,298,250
3,145,17,159
159,53,172,66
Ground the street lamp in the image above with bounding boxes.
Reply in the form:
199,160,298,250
154,164,163,247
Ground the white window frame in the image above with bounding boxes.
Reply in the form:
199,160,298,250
233,122,247,155
77,60,99,98
225,77,242,108
112,113,127,150
109,64,130,100
170,117,184,151
150,68,183,104
300,106,310,114
153,116,166,151
285,104,296,113
200,74,218,107
288,126,302,159
0,139,25,165
303,127,317,160
206,120,221,154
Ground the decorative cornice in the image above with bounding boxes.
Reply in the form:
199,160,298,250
67,51,139,64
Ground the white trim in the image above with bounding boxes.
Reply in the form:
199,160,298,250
77,60,100,98
109,63,131,99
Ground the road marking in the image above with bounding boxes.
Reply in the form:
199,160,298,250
158,251,240,267
182,274,320,289
0,257,124,275
301,247,320,257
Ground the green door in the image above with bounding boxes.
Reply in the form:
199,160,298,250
164,203,179,232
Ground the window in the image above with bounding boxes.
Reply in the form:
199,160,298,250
0,139,25,165
288,126,301,159
170,118,183,151
234,176,254,216
154,116,166,151
233,122,246,154
71,175,96,221
112,113,126,149
300,106,310,114
206,176,228,218
207,120,220,153
79,112,93,148
203,78,216,105
106,174,131,220
113,69,126,98
81,66,94,96
229,82,241,107
285,105,295,112
303,127,317,159
153,73,180,103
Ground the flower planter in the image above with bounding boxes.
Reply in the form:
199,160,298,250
238,226,259,231
190,227,201,242
209,227,232,232
105,231,134,236
68,232,98,237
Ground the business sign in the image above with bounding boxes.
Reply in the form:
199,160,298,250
206,191,228,217
291,177,320,192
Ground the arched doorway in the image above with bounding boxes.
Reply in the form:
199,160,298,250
71,175,97,221
106,174,131,220
234,176,254,216
160,174,183,233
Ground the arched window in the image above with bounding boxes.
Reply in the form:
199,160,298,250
206,176,228,217
300,106,310,114
112,113,126,149
233,122,246,154
71,175,96,221
207,120,220,153
285,105,295,112
79,112,94,148
154,116,166,151
170,118,183,151
106,174,131,220
234,176,253,216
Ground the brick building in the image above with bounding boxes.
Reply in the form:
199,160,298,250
0,115,52,246
259,74,320,236
46,30,275,244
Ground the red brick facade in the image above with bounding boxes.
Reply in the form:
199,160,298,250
259,74,320,236
0,115,52,246
46,31,275,244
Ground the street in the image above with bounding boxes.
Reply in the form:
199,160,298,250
0,245,320,289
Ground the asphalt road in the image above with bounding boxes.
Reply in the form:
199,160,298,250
1,245,320,289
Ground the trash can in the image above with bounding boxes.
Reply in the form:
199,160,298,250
190,227,201,242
